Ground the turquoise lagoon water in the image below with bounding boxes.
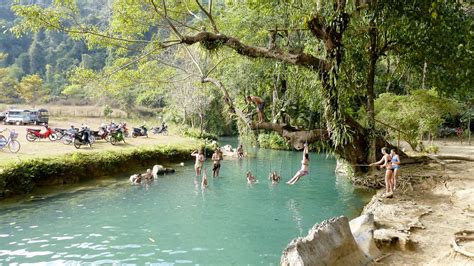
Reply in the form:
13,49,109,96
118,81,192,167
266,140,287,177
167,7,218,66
0,143,372,264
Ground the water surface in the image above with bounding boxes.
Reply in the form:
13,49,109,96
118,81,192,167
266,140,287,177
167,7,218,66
0,143,372,264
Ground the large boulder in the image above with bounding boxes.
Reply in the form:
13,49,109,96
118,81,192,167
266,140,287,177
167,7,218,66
152,164,175,178
281,216,372,266
349,213,381,259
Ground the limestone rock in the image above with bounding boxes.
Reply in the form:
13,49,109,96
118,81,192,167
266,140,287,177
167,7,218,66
349,213,381,259
152,164,175,178
280,216,371,266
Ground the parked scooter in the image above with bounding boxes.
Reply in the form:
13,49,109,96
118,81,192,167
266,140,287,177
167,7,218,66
26,125,58,142
109,124,126,145
92,124,110,142
132,125,148,138
152,123,168,135
73,126,93,149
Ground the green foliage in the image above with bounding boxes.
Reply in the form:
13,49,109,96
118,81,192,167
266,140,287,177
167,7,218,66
179,125,217,140
15,73,47,104
257,132,289,150
103,104,113,118
374,89,461,149
423,144,440,154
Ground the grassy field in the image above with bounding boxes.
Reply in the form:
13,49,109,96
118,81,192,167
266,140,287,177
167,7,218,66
0,117,198,167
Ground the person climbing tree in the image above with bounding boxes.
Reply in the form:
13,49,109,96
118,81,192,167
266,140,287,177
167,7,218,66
246,96,265,123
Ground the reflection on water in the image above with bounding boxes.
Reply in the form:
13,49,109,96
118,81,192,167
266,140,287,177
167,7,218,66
287,199,304,236
0,140,373,264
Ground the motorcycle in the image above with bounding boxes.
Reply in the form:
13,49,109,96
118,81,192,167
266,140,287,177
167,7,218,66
132,125,148,138
53,128,68,140
73,127,93,149
152,124,168,135
26,125,58,142
109,125,126,145
92,125,109,142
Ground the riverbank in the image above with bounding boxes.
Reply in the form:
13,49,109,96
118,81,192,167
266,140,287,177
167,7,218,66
0,143,203,199
364,141,474,264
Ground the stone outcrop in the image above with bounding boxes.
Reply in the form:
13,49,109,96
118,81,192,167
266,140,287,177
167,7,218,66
362,194,432,251
281,216,376,266
349,213,381,259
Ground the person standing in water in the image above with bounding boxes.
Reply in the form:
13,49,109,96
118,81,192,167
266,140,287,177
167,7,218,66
287,143,310,185
236,144,244,158
369,147,394,197
212,148,223,177
191,149,205,176
246,95,265,123
390,148,401,191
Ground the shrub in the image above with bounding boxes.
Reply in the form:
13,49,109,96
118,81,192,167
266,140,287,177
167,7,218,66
258,132,289,150
424,145,440,154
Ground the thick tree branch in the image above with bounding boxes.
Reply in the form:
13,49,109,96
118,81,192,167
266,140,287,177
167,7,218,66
181,32,331,71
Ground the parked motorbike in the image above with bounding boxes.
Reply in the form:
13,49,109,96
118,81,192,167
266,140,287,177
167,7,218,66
73,127,93,149
26,125,58,142
132,125,148,138
109,125,126,145
53,128,68,140
92,125,110,142
152,124,168,135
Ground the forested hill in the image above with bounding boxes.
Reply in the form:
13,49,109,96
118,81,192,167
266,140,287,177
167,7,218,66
0,0,106,100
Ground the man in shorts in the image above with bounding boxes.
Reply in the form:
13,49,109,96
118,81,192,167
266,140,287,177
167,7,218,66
246,95,265,123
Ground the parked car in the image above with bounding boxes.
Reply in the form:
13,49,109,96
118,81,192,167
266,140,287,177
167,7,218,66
29,108,49,125
0,112,5,122
4,110,31,125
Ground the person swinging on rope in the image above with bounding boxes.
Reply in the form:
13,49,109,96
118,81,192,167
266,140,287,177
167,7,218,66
246,95,265,123
287,143,309,185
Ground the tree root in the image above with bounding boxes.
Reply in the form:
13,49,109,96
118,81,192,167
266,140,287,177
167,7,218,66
352,173,445,191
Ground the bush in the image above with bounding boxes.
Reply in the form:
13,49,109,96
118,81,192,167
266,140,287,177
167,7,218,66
0,144,199,198
423,145,440,154
180,126,217,140
258,132,289,150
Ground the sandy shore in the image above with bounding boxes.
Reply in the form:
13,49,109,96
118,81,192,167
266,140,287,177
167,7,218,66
367,140,474,264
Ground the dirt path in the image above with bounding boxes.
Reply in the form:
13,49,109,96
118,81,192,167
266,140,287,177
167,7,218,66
372,141,474,265
0,119,197,167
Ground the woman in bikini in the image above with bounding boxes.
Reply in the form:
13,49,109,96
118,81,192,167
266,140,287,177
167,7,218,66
287,143,309,185
370,147,394,197
390,149,401,191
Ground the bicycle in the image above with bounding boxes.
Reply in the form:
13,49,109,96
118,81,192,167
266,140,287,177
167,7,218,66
0,129,21,153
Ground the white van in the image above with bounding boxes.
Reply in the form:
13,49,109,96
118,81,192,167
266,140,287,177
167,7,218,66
4,110,31,125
